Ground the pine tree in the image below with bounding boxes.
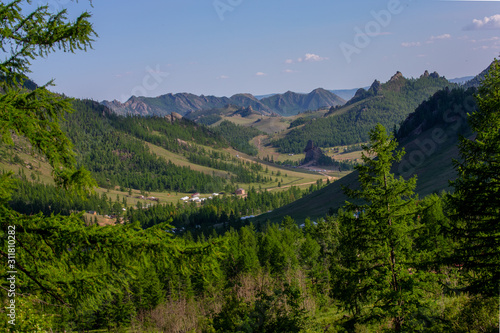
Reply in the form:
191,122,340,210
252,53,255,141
449,59,500,296
335,124,423,331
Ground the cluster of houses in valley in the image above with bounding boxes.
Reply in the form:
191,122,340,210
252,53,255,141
179,188,247,203
180,192,219,203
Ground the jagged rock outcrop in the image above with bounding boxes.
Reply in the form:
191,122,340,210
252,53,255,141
165,112,183,122
420,70,440,79
369,80,381,95
429,71,440,79
390,71,404,81
303,140,324,165
232,106,257,118
384,71,407,92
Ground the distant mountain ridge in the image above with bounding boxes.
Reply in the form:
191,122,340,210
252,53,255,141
463,61,495,89
261,88,346,116
450,76,474,84
101,88,346,117
329,87,368,101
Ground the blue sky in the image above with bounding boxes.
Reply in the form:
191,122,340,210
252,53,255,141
29,0,500,102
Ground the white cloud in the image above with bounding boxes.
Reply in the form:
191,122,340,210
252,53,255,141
425,34,452,44
465,14,500,30
305,53,329,61
401,42,421,47
297,53,328,62
216,75,229,79
430,34,451,41
283,69,297,73
255,72,267,76
285,59,294,64
431,34,451,40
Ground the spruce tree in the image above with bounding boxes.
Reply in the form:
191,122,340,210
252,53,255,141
449,59,500,296
335,124,423,331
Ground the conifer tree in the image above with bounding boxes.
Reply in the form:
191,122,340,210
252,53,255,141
449,59,500,296
335,124,423,331
0,0,96,193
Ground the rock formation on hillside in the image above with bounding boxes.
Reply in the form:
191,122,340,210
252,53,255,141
303,140,324,165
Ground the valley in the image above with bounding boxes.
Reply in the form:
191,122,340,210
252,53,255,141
2,2,500,332
0,68,482,228
0,12,498,329
3,67,499,331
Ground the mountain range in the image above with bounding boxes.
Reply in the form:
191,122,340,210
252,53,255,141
102,88,346,117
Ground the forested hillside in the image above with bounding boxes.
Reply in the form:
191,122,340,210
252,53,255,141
272,71,454,153
258,85,477,224
64,100,231,193
210,120,263,156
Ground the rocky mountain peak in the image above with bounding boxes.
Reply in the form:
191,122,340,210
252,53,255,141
429,71,440,79
389,71,404,82
369,80,381,95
